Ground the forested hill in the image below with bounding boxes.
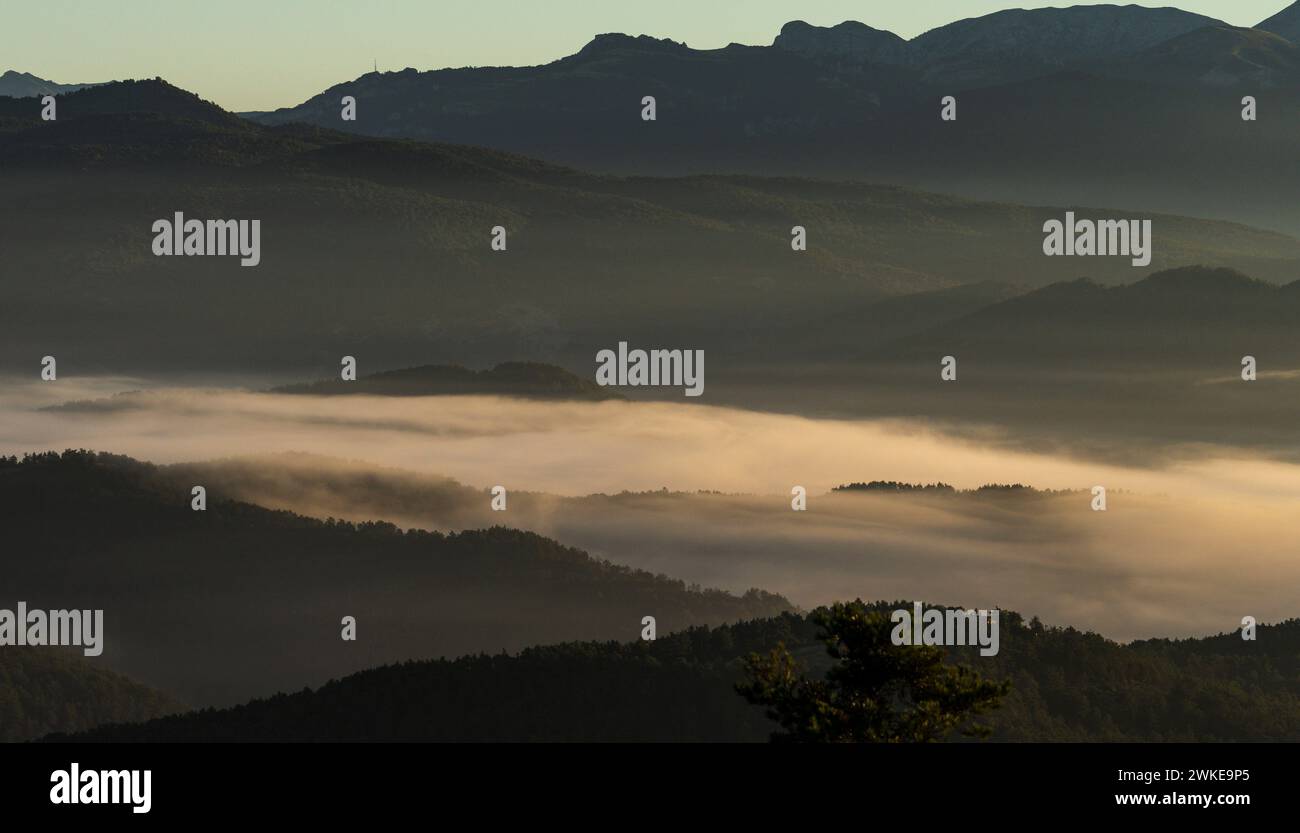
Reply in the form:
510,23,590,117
57,607,1300,742
0,648,183,742
6,79,1300,375
0,450,792,707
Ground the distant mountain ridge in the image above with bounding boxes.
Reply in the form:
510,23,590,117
777,5,1226,87
233,3,1300,235
1107,25,1300,88
0,70,104,98
884,266,1300,365
0,77,251,130
772,21,909,65
6,78,1300,375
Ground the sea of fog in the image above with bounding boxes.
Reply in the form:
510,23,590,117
3,376,1298,642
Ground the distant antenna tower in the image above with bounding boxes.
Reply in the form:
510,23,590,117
373,58,378,73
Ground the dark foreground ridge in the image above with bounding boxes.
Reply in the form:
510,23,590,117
48,605,1300,742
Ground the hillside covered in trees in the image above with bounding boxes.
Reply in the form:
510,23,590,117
4,79,1300,379
57,606,1300,742
0,450,791,707
0,648,182,742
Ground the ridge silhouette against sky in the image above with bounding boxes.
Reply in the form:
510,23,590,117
1,1,1290,111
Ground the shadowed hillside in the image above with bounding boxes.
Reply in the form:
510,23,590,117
0,450,792,706
0,648,184,742
53,606,1300,742
3,80,1300,376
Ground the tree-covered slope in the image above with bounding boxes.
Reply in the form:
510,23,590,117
0,451,792,707
57,607,1300,742
0,648,183,742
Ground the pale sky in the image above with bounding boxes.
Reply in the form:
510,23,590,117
2,1,1288,111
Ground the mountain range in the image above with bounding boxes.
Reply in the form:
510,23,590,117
775,5,1226,87
2,77,1299,377
208,2,1300,234
878,265,1300,366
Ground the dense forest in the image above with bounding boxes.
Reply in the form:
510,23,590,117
0,450,791,707
56,606,1300,742
0,648,182,742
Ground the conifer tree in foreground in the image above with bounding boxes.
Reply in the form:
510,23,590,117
738,601,1010,742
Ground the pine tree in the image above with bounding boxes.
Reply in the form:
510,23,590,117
738,601,1010,742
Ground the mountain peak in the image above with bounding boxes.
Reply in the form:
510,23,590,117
773,20,908,64
0,69,103,98
1130,265,1270,293
0,78,265,168
773,6,1226,80
1257,0,1300,42
33,78,238,124
910,4,1226,67
576,33,690,57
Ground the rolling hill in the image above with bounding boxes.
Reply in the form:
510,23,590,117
0,450,792,707
0,648,183,742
